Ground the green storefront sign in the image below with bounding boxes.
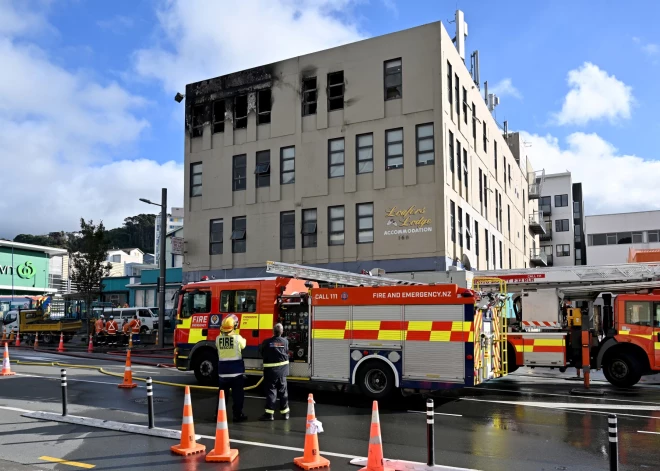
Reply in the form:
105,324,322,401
0,247,49,290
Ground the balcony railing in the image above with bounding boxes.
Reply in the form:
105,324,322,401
527,169,545,200
530,248,548,266
528,211,546,235
540,204,551,216
540,226,552,241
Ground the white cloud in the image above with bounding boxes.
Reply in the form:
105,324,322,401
553,62,634,126
97,15,135,34
132,0,365,93
633,36,659,56
522,131,660,215
489,78,522,100
0,1,183,238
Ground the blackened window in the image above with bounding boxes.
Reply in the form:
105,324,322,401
257,89,271,125
328,206,345,246
328,138,345,178
384,59,402,100
357,203,374,244
555,194,569,207
280,211,295,250
458,207,463,247
255,150,271,188
302,77,317,116
447,61,453,110
416,124,434,166
190,162,202,197
357,133,374,174
555,219,569,232
210,219,223,255
449,130,454,174
234,95,248,129
232,155,246,191
192,103,204,137
456,140,462,181
462,87,468,124
328,71,344,111
281,147,295,184
302,209,317,248
212,100,225,133
450,200,456,243
386,128,403,170
231,217,246,253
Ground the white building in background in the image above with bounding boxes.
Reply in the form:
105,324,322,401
537,172,587,267
586,210,660,265
106,248,145,277
155,207,184,267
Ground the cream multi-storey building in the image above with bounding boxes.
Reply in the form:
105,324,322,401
181,20,543,282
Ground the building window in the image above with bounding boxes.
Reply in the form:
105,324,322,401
232,155,246,191
302,77,317,116
357,133,374,174
483,121,488,153
507,205,511,236
574,224,582,243
231,216,246,253
111,254,121,263
503,157,507,190
466,214,471,250
450,200,456,243
485,229,490,266
456,141,462,181
462,87,468,124
447,61,453,110
508,163,512,187
494,141,498,177
191,103,205,137
357,203,374,244
210,219,223,255
255,150,271,188
257,89,271,125
472,102,477,148
458,207,463,247
280,211,295,250
463,149,468,190
648,230,660,243
499,193,503,229
212,99,225,133
478,168,483,204
499,241,503,269
484,175,488,210
555,219,569,232
234,95,248,129
386,128,404,170
495,190,499,231
328,71,344,111
302,209,317,248
449,130,454,174
384,59,402,100
556,244,570,257
555,194,569,207
455,73,460,121
328,206,345,246
508,248,512,268
575,248,582,261
416,124,434,166
492,234,496,267
540,196,551,215
190,162,202,197
633,231,643,243
328,138,345,178
281,147,295,184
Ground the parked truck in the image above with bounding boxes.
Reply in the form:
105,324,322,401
3,308,88,344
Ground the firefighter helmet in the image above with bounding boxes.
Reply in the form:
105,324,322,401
221,315,238,333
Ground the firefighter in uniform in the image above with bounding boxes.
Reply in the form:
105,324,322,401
216,315,248,422
259,323,290,421
128,314,141,345
121,319,131,346
95,314,106,346
105,315,118,347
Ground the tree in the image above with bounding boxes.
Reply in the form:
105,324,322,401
69,219,111,334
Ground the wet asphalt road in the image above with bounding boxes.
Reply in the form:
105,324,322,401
0,348,659,471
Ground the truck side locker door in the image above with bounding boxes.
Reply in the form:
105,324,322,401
654,303,660,369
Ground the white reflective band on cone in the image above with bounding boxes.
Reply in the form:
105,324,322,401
216,421,228,430
369,435,382,445
372,409,380,423
184,394,191,406
218,400,226,411
182,415,193,424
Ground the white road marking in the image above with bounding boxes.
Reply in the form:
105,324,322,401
407,410,463,417
638,431,660,435
462,398,660,411
13,372,139,388
0,405,32,413
467,386,660,405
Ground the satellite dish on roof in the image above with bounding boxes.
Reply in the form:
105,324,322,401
462,254,473,271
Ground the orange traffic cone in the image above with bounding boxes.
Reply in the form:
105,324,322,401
57,332,65,352
88,334,94,353
294,394,330,470
206,389,238,462
171,386,206,456
359,401,394,471
14,331,20,347
8,331,14,343
118,349,137,389
1,331,6,341
2,343,15,376
34,333,39,350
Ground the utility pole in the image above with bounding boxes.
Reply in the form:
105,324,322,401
158,188,166,348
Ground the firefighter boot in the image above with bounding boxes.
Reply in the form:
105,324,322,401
258,413,274,421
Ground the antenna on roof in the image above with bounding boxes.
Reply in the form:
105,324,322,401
454,10,468,61
470,51,480,90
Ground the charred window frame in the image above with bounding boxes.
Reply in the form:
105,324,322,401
416,123,434,166
281,146,295,185
209,219,223,255
302,209,317,248
384,59,402,100
448,130,454,174
357,133,374,174
356,203,374,244
280,211,295,250
302,77,317,116
257,89,271,125
462,87,468,124
234,95,248,129
328,138,345,178
190,162,202,197
386,128,403,170
192,103,205,138
212,100,225,133
255,150,271,188
328,206,345,246
232,155,246,191
231,216,246,253
327,71,344,111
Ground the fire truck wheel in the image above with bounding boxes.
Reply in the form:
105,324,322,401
603,352,642,388
507,344,519,373
193,350,219,386
357,360,395,399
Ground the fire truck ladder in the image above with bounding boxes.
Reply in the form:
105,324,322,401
266,261,426,287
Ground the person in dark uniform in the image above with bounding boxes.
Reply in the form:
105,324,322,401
259,323,290,421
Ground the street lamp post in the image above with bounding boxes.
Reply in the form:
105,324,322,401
139,188,167,349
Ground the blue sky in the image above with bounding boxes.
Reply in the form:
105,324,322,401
1,0,659,238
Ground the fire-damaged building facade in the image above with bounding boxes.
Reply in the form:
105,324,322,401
182,20,542,282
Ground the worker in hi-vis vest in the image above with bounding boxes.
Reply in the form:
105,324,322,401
216,314,247,422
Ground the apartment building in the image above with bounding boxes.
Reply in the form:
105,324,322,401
181,19,542,282
586,210,660,265
537,172,587,266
